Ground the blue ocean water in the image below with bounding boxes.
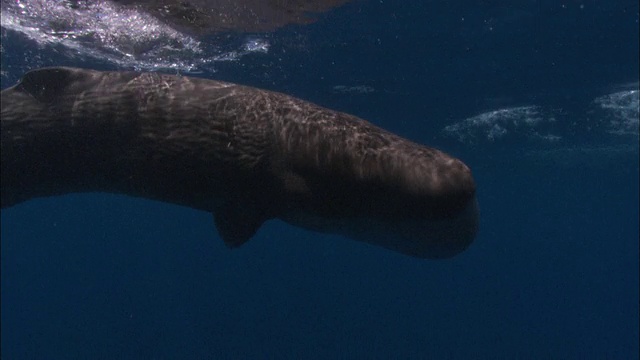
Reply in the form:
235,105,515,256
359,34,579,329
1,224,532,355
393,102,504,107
1,1,638,358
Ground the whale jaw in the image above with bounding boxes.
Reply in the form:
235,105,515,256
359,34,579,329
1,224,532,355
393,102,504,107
280,198,479,259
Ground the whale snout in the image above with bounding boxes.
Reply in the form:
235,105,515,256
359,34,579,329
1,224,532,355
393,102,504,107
396,197,479,259
353,196,479,259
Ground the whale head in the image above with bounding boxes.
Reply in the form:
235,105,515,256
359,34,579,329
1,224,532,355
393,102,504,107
271,109,479,259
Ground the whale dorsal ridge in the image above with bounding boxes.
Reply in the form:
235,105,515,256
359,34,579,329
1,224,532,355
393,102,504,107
17,67,79,103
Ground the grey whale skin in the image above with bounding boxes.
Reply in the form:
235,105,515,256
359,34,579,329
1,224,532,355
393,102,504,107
1,67,478,259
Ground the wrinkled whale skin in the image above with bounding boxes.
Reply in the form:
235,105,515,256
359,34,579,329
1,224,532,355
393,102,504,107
1,67,478,259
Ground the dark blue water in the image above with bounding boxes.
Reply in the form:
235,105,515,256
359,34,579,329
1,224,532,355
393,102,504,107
2,1,638,358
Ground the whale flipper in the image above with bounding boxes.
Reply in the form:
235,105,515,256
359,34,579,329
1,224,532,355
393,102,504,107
213,202,268,248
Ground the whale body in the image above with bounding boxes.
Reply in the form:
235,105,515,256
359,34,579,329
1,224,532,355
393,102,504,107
1,67,478,259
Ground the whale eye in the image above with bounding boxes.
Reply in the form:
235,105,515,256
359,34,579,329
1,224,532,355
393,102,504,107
18,67,75,103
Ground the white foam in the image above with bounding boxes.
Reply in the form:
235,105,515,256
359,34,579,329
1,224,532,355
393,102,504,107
594,89,639,136
442,105,561,144
0,0,269,72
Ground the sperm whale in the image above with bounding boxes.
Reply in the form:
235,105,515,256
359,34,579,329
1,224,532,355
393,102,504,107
0,67,478,259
